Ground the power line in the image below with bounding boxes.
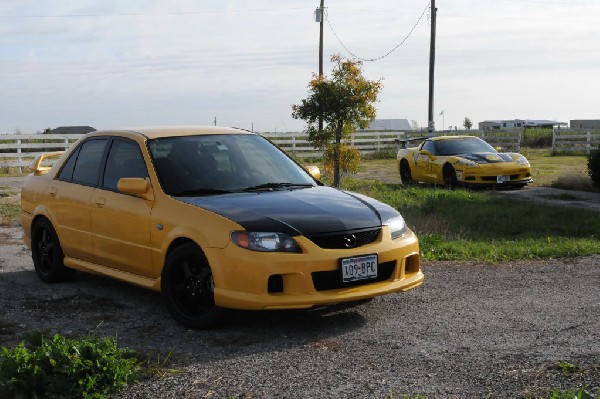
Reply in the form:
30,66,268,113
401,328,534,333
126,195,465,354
325,3,430,62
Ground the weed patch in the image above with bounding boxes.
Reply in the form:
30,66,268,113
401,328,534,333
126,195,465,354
0,332,141,399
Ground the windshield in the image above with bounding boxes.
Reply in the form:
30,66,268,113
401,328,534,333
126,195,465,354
435,137,496,156
148,134,316,196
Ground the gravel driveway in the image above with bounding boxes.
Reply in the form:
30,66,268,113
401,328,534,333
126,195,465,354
1,225,598,398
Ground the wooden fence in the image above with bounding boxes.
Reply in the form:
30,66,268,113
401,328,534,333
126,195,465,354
261,130,522,157
0,134,84,172
1,130,525,172
552,130,600,154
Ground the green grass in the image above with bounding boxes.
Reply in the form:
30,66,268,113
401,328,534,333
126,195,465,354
519,148,591,189
0,201,19,226
341,178,600,261
545,388,599,399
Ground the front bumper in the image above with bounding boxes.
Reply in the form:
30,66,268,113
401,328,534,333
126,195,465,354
456,164,532,187
207,227,423,310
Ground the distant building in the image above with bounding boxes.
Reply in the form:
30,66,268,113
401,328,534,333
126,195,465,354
365,119,412,131
570,120,600,130
48,126,96,135
479,119,566,131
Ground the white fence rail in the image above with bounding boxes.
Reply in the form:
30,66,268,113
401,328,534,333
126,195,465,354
0,134,84,171
261,130,522,157
552,130,600,154
261,131,406,158
1,130,526,172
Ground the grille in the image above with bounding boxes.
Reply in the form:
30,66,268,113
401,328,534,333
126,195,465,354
311,260,396,291
306,228,381,249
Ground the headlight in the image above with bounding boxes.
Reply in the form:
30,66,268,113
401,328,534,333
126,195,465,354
230,231,301,253
386,216,408,240
457,159,479,167
516,156,530,166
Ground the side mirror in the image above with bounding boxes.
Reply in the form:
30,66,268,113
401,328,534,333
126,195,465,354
419,150,431,157
305,165,321,180
495,146,502,152
118,177,152,199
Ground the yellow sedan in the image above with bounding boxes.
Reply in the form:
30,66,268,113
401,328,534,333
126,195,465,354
397,135,533,188
21,127,423,329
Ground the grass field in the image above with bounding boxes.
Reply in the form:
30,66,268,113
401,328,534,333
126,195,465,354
339,178,600,261
2,148,598,260
356,148,595,191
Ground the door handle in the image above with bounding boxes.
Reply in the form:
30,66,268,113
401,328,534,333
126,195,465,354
95,197,106,208
49,187,58,197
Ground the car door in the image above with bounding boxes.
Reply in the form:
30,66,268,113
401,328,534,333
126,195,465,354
49,138,109,262
413,141,435,182
89,138,154,277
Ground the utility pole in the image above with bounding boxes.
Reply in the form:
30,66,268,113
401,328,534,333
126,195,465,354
316,0,325,133
428,0,437,134
318,0,324,77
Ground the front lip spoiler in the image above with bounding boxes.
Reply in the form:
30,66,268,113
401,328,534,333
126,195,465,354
461,177,533,188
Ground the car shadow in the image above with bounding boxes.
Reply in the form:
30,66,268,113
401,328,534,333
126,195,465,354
0,268,368,361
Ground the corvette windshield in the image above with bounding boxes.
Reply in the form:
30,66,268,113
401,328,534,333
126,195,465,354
148,134,316,196
435,138,496,156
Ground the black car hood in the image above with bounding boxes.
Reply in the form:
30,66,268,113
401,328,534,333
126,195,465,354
176,186,399,236
457,152,512,163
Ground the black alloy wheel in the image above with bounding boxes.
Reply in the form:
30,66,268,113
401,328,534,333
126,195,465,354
161,242,223,329
443,164,458,189
400,160,413,184
31,218,73,283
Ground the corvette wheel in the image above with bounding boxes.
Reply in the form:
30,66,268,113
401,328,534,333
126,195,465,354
400,160,413,184
31,218,73,283
161,243,223,329
443,164,458,189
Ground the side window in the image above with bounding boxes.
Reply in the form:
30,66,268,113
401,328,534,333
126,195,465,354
72,139,108,186
423,140,436,155
57,146,81,181
102,139,148,191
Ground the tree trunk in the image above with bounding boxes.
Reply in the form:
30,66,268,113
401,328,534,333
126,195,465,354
333,129,341,188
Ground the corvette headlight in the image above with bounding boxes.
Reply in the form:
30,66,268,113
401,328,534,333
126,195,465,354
457,159,479,167
386,215,408,240
516,156,530,166
231,231,301,253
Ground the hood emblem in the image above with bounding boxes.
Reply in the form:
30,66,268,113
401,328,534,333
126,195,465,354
343,234,358,248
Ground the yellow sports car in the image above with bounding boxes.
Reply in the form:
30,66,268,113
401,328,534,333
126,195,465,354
21,126,423,329
396,135,532,188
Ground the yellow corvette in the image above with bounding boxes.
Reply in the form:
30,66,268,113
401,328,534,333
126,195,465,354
396,135,533,188
21,127,423,329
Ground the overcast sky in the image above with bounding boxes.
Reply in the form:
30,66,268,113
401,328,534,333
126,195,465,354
1,0,599,134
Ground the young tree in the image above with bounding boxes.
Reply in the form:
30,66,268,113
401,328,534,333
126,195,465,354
292,55,383,187
463,117,473,130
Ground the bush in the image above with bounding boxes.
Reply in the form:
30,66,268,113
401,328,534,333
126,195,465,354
522,128,553,148
588,146,600,189
0,332,140,399
323,144,361,176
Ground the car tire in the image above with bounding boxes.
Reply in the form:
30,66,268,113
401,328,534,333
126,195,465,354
399,160,413,184
31,218,73,283
161,242,223,329
443,164,458,189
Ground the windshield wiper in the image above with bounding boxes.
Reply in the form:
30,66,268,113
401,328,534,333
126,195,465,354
242,182,314,192
173,188,235,196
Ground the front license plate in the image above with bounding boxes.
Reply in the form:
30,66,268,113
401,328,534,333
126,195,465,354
497,175,510,183
341,254,378,283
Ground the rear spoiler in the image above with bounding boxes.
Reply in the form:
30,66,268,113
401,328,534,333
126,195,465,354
394,136,429,149
29,151,64,175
